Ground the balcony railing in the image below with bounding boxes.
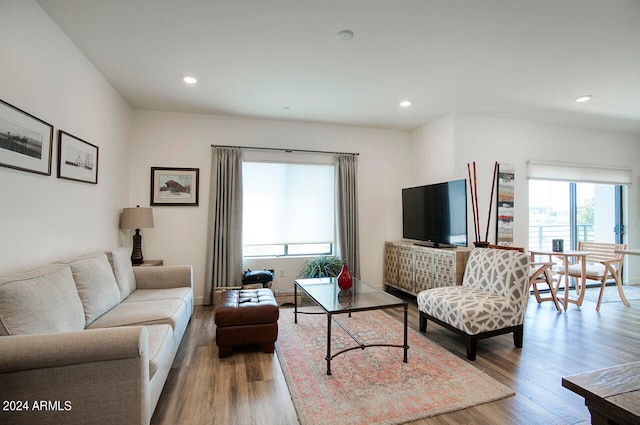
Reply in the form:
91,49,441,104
529,224,594,251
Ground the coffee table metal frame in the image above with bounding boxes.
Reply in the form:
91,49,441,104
294,277,408,375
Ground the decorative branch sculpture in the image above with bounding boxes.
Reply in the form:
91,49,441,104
467,161,498,246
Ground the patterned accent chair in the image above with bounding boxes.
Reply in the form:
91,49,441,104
417,248,530,360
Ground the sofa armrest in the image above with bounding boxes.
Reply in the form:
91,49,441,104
0,327,151,425
133,265,193,290
0,327,147,373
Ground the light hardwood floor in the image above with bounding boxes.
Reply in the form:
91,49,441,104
151,290,640,425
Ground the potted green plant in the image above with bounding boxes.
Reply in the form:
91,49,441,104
299,256,344,278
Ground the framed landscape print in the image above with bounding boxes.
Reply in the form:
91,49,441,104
57,130,99,184
151,167,199,206
0,98,54,175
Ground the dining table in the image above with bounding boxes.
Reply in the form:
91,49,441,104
529,249,590,310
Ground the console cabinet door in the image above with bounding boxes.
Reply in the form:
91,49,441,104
414,248,433,292
432,251,456,288
383,242,468,295
397,246,414,292
383,242,399,287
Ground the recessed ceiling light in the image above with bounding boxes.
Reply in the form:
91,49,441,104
337,30,354,41
183,75,198,85
575,95,593,103
399,100,412,108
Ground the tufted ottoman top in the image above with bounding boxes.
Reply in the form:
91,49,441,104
215,289,279,327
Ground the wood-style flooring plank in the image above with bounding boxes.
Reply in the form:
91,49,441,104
151,290,640,425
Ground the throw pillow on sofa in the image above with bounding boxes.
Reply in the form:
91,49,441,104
106,247,137,301
0,264,85,335
59,252,121,326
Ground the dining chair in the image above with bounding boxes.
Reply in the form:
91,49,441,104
490,245,561,311
555,241,629,311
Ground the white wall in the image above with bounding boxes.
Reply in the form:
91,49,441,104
411,112,640,283
0,0,132,274
128,110,411,304
409,114,457,185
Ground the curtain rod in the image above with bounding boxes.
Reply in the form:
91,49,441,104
211,144,359,156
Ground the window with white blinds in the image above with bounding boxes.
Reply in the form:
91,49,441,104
527,161,632,185
243,161,335,256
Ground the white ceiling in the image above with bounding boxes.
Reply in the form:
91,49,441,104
37,0,640,134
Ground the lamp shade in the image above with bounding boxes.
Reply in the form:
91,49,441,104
120,207,154,230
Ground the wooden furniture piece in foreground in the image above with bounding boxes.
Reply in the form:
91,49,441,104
530,248,590,311
557,241,628,311
562,362,640,425
417,248,530,360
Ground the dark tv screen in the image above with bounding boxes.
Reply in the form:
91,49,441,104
402,179,468,247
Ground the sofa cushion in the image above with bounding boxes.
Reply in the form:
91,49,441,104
124,288,194,315
87,299,187,332
60,252,121,326
146,324,175,379
558,263,606,278
106,247,137,301
417,286,522,335
0,264,85,335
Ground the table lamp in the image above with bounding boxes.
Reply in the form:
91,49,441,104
120,205,154,265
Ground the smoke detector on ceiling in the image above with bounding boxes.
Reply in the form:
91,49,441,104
337,30,354,41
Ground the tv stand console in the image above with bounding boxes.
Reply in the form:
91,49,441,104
383,241,470,296
434,242,456,249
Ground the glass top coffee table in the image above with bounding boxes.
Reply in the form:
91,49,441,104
294,277,408,375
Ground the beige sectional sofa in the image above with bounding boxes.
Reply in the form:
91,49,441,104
0,248,193,425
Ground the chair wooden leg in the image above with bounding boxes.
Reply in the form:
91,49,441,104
465,336,477,361
545,270,562,312
531,282,543,304
615,278,631,308
555,272,569,311
513,325,524,348
595,278,607,312
419,311,428,332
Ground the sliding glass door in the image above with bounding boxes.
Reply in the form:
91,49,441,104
529,180,624,251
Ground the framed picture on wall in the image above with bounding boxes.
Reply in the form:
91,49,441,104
496,163,515,246
57,130,99,184
150,167,199,206
0,98,54,176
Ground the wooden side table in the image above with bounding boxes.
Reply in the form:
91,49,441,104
133,259,163,267
563,362,640,425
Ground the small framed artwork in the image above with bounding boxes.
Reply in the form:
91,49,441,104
57,130,99,184
0,98,54,176
151,167,199,206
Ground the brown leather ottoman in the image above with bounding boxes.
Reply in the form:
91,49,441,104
214,289,279,358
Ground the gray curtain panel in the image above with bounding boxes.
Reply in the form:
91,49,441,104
203,147,243,305
336,153,360,278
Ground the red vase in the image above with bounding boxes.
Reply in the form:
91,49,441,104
337,264,353,290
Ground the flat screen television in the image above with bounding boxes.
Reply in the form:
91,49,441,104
402,179,468,247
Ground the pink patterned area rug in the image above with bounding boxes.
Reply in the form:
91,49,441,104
276,308,514,425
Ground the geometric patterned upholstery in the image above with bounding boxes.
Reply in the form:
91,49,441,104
417,248,530,359
417,286,524,335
